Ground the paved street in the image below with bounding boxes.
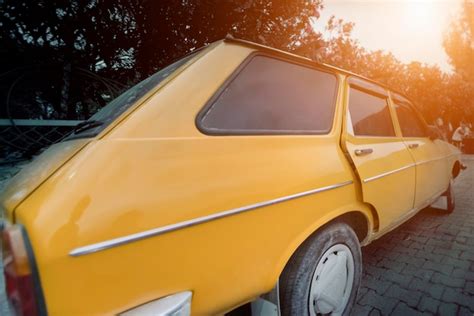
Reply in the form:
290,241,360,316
0,157,473,315
354,155,474,315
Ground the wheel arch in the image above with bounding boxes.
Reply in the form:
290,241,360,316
265,207,373,293
452,160,462,179
334,211,370,243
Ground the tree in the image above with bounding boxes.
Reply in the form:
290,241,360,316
134,1,325,76
0,0,326,120
316,15,462,124
443,0,474,124
0,0,142,119
444,0,474,80
2,0,470,127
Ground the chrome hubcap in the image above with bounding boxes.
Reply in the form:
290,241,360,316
309,244,354,316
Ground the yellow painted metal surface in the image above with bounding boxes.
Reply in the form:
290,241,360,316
387,92,454,208
341,81,416,231
344,135,416,230
403,138,450,208
0,139,89,221
0,40,461,315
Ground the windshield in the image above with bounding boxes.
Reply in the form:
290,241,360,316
67,51,200,139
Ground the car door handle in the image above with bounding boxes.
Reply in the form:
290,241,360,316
408,143,419,149
354,148,373,156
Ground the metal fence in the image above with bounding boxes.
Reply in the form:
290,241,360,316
0,119,82,163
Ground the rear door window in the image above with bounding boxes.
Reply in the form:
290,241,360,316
198,55,338,134
394,102,428,138
348,88,395,137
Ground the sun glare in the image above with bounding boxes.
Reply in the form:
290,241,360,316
401,1,439,31
317,0,463,70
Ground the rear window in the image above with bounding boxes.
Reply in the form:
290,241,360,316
67,51,200,139
198,55,337,134
349,88,395,137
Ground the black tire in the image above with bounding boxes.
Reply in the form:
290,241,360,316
446,180,455,213
280,222,362,316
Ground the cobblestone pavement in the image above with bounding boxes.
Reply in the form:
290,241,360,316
353,155,474,315
0,157,473,315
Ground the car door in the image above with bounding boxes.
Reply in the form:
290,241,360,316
391,93,449,209
343,78,416,231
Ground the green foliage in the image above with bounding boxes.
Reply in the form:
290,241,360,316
444,1,474,80
443,0,474,124
318,8,474,126
0,0,472,126
0,0,141,119
0,0,325,120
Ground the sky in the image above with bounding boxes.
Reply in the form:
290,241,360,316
314,0,463,72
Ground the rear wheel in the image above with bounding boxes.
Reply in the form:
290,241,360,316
280,222,362,316
446,180,455,213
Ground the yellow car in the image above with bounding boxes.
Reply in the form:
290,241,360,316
0,37,463,316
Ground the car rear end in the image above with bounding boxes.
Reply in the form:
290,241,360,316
0,138,91,315
1,222,46,315
0,39,359,315
0,46,210,315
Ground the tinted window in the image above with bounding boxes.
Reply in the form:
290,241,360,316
199,56,337,134
394,102,427,137
67,51,199,139
349,88,395,137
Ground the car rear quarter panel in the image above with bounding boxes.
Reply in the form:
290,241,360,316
15,43,372,315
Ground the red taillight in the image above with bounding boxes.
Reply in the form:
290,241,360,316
2,225,39,316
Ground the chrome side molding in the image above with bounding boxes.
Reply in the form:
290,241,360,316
363,153,455,183
69,180,353,257
363,164,415,183
120,291,192,316
415,156,450,166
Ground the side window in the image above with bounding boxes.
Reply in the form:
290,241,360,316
394,102,428,137
348,88,395,137
199,55,337,134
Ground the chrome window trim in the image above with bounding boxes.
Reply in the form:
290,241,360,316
69,180,353,257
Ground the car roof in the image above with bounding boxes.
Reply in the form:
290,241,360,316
222,35,414,104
